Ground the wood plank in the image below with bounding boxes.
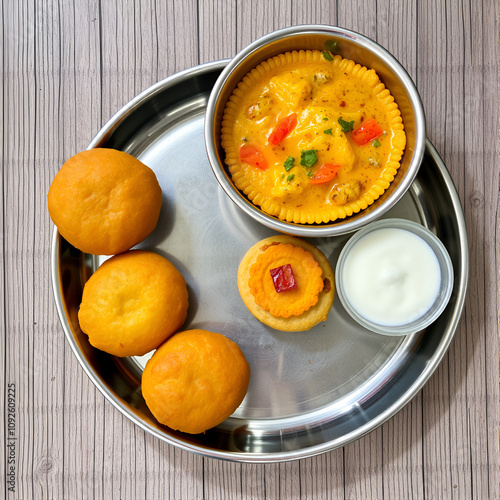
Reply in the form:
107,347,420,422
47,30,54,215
199,0,237,63
100,402,142,500
278,461,302,499
131,0,160,92
462,0,497,497
416,1,461,499
31,1,76,498
204,459,243,499
337,0,377,40
300,450,345,499
236,0,292,51
375,0,418,83
262,463,280,499
0,0,6,495
144,434,204,499
481,0,500,496
101,0,200,126
52,1,103,498
374,3,426,499
344,427,384,500
90,392,106,500
154,0,181,82
171,447,204,499
241,463,266,499
3,1,36,498
382,398,424,500
291,0,337,25
260,461,302,499
100,0,143,125
443,3,475,498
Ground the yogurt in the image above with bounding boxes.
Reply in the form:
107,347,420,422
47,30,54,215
341,227,441,326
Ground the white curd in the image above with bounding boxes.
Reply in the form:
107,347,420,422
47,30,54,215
342,227,441,326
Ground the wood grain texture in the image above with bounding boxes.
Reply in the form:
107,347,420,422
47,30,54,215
3,2,36,499
1,0,499,499
0,0,5,495
482,0,500,495
33,0,66,486
417,1,455,498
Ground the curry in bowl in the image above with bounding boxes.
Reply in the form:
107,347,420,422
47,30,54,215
221,50,406,224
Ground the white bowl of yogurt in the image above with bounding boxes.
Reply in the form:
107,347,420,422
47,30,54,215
335,218,454,336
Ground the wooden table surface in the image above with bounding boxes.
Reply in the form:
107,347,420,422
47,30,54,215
2,1,499,498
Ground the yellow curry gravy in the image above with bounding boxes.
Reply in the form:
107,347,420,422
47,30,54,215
221,50,406,224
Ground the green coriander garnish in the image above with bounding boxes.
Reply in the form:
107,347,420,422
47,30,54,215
338,117,354,133
306,171,314,177
300,149,318,168
323,117,329,121
322,50,333,61
372,139,381,147
283,156,295,171
323,128,333,135
325,40,339,53
286,173,295,182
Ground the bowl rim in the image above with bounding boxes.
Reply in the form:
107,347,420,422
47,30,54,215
334,218,455,336
205,24,427,237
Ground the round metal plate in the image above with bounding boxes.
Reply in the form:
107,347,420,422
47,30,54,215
51,60,468,462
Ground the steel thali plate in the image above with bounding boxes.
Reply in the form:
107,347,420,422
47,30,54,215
51,60,468,462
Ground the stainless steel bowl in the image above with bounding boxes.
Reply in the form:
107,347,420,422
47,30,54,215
335,218,455,336
205,25,426,237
